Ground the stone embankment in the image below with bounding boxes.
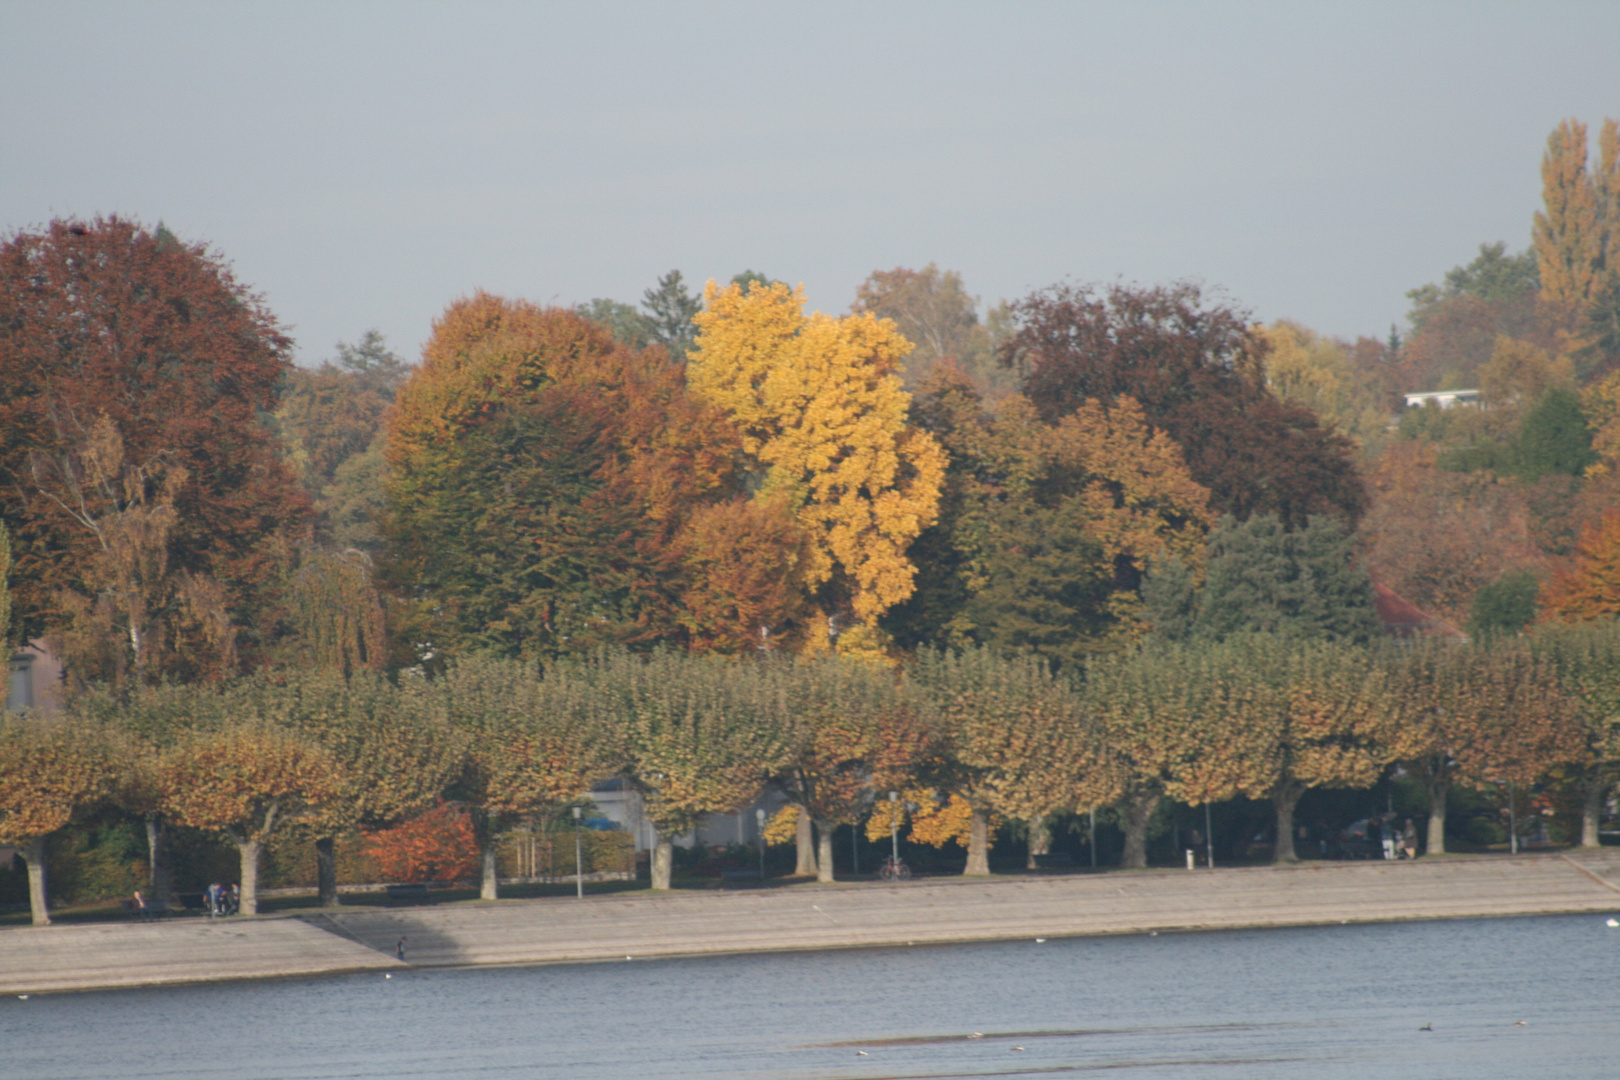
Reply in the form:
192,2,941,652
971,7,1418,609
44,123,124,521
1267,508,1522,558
4,851,1617,995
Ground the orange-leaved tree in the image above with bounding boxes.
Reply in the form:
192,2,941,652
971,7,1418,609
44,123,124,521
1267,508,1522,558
1529,620,1620,846
159,723,338,914
1540,511,1620,621
688,280,947,656
0,713,118,924
362,802,478,884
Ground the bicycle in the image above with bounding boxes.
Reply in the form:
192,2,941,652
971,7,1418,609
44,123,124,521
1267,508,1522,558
878,856,911,881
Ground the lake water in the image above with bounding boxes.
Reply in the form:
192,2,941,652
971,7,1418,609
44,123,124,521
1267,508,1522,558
5,913,1616,1079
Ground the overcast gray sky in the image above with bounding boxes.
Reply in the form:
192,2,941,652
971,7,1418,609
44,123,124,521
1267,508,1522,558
3,2,1616,366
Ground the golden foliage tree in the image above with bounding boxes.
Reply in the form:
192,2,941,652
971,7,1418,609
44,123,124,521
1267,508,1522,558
688,281,947,647
1540,511,1620,621
1534,119,1605,308
0,714,117,924
158,724,339,915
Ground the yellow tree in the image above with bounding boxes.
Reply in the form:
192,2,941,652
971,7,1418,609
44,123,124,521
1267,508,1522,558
1540,511,1620,621
688,281,947,650
0,714,117,925
159,724,339,914
1534,119,1603,308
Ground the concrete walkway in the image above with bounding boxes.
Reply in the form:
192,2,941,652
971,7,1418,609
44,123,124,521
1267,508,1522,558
4,851,1617,994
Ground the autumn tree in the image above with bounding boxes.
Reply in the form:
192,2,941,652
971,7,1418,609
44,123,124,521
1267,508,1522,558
280,547,388,676
1255,321,1390,450
0,520,11,705
1540,511,1620,620
1002,281,1366,527
159,722,337,914
274,330,409,552
1084,640,1274,867
1529,620,1620,847
1534,120,1605,309
427,655,609,900
0,713,117,924
1397,243,1548,393
1391,640,1583,854
909,648,1111,875
590,650,795,889
770,655,925,882
0,218,310,668
887,371,1211,665
385,294,786,659
246,670,461,906
688,281,947,653
852,265,1016,397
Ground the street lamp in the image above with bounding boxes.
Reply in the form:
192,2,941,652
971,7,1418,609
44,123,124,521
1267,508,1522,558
755,807,766,879
888,790,900,870
572,806,583,899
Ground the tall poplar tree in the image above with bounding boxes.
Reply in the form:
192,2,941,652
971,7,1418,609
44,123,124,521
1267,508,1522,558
1533,119,1604,308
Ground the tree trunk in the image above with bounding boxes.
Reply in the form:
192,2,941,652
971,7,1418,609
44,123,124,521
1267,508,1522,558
1026,813,1050,870
1581,772,1608,848
237,838,262,916
480,838,499,900
145,814,172,903
1426,782,1447,855
1121,789,1161,869
651,837,673,890
963,807,992,875
794,806,816,876
815,819,835,883
315,835,339,907
1273,784,1305,863
21,837,49,926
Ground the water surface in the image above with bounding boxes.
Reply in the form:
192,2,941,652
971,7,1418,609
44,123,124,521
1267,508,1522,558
5,913,1616,1079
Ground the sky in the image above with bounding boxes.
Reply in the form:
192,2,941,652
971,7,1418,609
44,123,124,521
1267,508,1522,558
3,2,1617,367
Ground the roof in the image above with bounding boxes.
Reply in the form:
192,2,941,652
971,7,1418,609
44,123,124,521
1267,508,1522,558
1371,579,1467,641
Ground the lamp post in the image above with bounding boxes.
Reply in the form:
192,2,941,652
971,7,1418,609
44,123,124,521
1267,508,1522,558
1205,802,1215,870
888,791,900,868
572,806,583,899
755,808,766,879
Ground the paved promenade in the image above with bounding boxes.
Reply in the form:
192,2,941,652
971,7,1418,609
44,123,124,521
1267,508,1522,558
4,851,1618,994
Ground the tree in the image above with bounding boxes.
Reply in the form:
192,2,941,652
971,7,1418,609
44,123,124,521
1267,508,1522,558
1003,281,1366,527
280,547,388,676
428,656,608,900
1358,441,1544,627
0,714,117,924
1392,640,1582,854
1540,511,1620,621
910,648,1110,875
385,294,755,659
274,330,409,551
885,373,1211,664
574,298,655,351
852,265,1015,396
688,280,948,645
1467,569,1540,639
1529,620,1620,847
1534,120,1604,309
0,520,11,706
641,270,703,359
158,723,338,914
0,217,310,666
771,656,924,882
1084,640,1272,867
1255,321,1389,449
1193,514,1380,644
247,670,461,906
592,650,795,889
1511,385,1596,480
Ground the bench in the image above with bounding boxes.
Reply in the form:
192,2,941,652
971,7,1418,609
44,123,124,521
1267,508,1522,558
719,868,763,887
178,892,209,912
385,883,431,903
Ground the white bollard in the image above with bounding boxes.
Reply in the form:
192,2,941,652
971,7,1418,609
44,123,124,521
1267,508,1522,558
1186,849,1195,870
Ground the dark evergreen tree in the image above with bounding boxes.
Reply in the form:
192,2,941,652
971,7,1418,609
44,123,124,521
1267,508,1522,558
642,270,703,359
1194,514,1380,643
1467,569,1540,639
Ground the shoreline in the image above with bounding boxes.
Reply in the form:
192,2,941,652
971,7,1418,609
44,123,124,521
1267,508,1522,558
5,851,1617,996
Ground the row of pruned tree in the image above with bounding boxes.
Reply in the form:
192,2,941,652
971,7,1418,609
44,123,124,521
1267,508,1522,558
5,626,1616,926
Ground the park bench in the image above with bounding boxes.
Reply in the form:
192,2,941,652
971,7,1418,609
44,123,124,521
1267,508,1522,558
385,883,431,903
177,892,209,913
719,868,762,888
